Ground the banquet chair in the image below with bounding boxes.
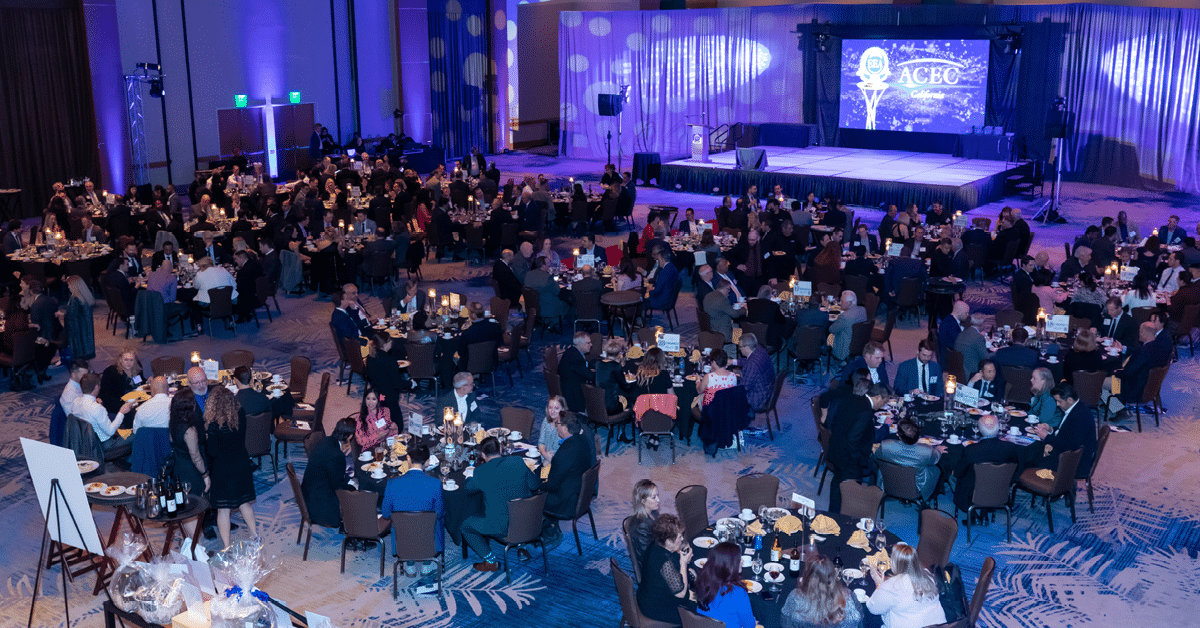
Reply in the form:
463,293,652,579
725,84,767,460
838,481,883,521
200,286,236,337
560,461,601,555
518,309,538,365
895,277,924,322
877,459,937,518
151,356,186,378
872,310,898,362
488,493,549,584
544,371,563,399
489,296,510,331
1173,303,1200,358
966,463,1017,543
342,337,368,394
634,327,658,346
916,509,958,571
846,321,873,360
1012,448,1083,533
574,287,604,335
679,608,724,628
329,324,350,383
244,411,276,482
584,384,634,456
1132,365,1169,431
466,340,499,395
844,274,870,305
221,350,255,372
697,308,713,333
790,325,828,382
698,331,727,356
736,473,780,513
811,396,833,495
964,244,987,284
1084,426,1112,513
637,409,676,464
289,356,311,403
943,349,966,383
337,490,392,576
753,371,787,440
463,224,486,264
620,516,643,583
276,373,330,463
1001,367,1033,406
252,276,275,324
1130,305,1157,329
862,292,880,324
287,463,335,560
994,309,1024,330
1072,370,1105,408
500,407,536,439
104,287,133,338
610,558,676,628
674,485,710,541
404,342,439,398
391,511,444,600
927,557,996,628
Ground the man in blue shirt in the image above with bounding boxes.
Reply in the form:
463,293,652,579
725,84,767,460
381,443,445,583
186,366,209,413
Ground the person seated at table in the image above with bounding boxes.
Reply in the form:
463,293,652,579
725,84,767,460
330,288,370,346
738,332,775,413
967,359,1006,403
951,413,1021,518
462,435,540,571
77,214,106,245
105,257,137,315
72,372,134,452
492,249,524,307
365,332,407,415
230,366,270,418
1165,263,1200,325
558,332,594,413
636,514,697,623
99,348,144,418
633,347,674,399
614,259,644,292
808,233,843,287
439,372,483,425
829,291,867,366
628,479,660,567
301,418,356,530
884,246,926,306
533,237,561,268
865,543,946,628
539,411,597,546
151,240,179,271
459,302,504,367
354,388,397,450
844,246,877,282
1072,272,1108,309
392,280,428,324
536,395,571,457
876,417,945,501
849,223,879,256
698,229,722,261
193,256,237,306
59,359,89,414
697,350,737,409
1062,329,1104,386
925,201,951,226
1158,214,1187,246
594,338,631,412
380,442,444,580
1030,383,1097,478
525,256,567,328
992,327,1038,371
1059,245,1097,283
954,313,993,377
190,208,217,236
1028,367,1063,429
839,341,890,389
578,234,608,268
703,280,745,345
781,555,864,628
894,340,940,396
928,238,955,279
1121,274,1157,311
695,541,758,628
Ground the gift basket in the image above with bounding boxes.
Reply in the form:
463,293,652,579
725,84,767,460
208,539,279,628
106,532,185,623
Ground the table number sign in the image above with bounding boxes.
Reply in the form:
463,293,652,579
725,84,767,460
658,334,681,352
955,384,980,408
694,251,707,267
577,254,595,268
887,243,904,257
794,281,813,297
1046,315,1070,334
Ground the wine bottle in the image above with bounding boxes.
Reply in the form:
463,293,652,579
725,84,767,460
834,547,844,568
770,536,782,563
165,472,178,518
173,476,185,511
788,548,801,578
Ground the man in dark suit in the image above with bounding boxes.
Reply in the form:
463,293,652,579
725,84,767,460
459,303,503,370
827,382,888,513
929,238,955,278
1092,226,1118,268
1059,246,1097,282
962,218,992,249
78,215,106,245
492,249,524,307
678,208,702,234
1166,264,1200,324
1013,256,1035,295
949,240,971,282
577,234,607,268
105,257,137,315
968,359,1006,402
1032,252,1055,286
849,223,879,256
1158,215,1187,246
838,341,890,389
894,340,942,395
3,220,24,254
884,246,926,305
539,412,597,545
992,327,1039,371
1032,383,1097,477
439,372,484,425
151,240,180,271
1101,298,1138,348
460,436,540,571
558,333,594,413
330,289,370,346
258,239,281,286
952,413,1020,514
694,265,717,305
198,233,230,265
233,250,263,322
572,265,604,295
233,366,272,417
516,191,544,234
1110,322,1170,415
821,202,847,230
309,123,323,161
938,301,970,364
644,247,679,312
844,246,877,280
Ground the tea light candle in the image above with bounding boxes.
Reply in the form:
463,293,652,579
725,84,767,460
191,351,201,364
945,374,956,396
338,220,345,229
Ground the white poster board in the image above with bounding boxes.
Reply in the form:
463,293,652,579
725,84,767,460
350,186,362,198
694,251,707,267
658,334,681,352
953,215,970,228
20,438,103,554
1046,315,1070,334
955,385,980,408
794,281,813,297
202,359,220,382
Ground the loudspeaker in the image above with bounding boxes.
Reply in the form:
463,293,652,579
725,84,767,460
598,94,623,117
1045,108,1076,139
735,147,768,171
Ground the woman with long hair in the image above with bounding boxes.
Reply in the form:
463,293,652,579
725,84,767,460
614,259,643,291
699,229,721,258
204,387,258,548
634,347,673,396
1072,272,1107,306
636,514,696,623
695,542,757,627
628,479,660,566
301,418,357,529
1122,273,1157,310
781,556,863,628
64,275,95,360
364,332,405,419
99,348,144,417
1029,367,1063,430
865,543,946,628
168,389,208,538
811,237,843,286
1063,327,1103,385
354,388,397,450
537,396,569,458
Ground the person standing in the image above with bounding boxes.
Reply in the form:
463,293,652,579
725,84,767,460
168,389,209,539
63,275,95,361
204,387,258,548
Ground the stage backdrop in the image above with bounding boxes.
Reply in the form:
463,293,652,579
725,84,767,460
559,3,1200,194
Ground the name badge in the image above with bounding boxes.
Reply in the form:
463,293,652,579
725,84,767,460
375,418,387,429
1103,319,1112,326
470,402,478,411
929,375,938,383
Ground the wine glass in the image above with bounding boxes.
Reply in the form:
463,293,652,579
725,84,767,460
750,557,763,583
862,518,874,535
440,461,451,479
875,519,888,552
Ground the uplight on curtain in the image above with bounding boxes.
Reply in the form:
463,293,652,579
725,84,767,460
428,0,489,160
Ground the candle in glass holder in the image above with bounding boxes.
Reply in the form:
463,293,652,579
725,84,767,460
441,296,449,307
338,220,345,229
348,225,354,233
191,351,201,365
429,289,436,301
945,374,956,396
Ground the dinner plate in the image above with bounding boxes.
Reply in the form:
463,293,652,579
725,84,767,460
920,394,941,402
693,536,718,549
77,460,99,473
743,580,763,594
101,485,126,497
361,462,382,472
764,562,785,573
686,374,698,381
842,568,864,579
1009,410,1028,418
86,482,107,493
764,507,789,520
967,408,984,416
266,384,287,391
716,517,744,530
121,391,151,403
874,411,891,419
693,558,708,568
487,427,511,438
917,437,943,446
397,360,411,368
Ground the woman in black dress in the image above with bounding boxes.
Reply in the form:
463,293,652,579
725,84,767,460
636,514,696,623
169,389,208,538
1063,328,1104,385
595,338,632,414
204,386,257,548
100,349,145,421
301,418,356,529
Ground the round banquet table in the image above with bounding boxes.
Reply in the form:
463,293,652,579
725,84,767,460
924,278,966,326
690,509,900,628
601,290,643,339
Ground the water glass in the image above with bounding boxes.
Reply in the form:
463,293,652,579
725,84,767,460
750,557,763,582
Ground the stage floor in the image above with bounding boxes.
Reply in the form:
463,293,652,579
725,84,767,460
660,146,1022,210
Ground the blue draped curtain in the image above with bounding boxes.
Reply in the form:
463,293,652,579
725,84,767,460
428,0,489,161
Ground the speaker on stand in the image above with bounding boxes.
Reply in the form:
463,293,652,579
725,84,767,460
597,89,629,170
1034,97,1075,224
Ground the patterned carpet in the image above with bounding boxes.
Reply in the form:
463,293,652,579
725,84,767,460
1,166,1197,627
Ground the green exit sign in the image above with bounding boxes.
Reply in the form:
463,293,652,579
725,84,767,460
289,91,301,104
234,94,248,108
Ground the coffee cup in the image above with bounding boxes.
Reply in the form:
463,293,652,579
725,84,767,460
741,508,754,518
947,435,961,444
741,555,752,568
903,394,913,403
371,470,385,479
1009,427,1021,435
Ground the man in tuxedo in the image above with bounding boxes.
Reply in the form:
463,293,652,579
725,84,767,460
992,327,1039,370
151,240,179,271
894,340,942,396
120,240,144,276
79,215,106,245
577,234,607,268
1156,251,1185,293
257,239,281,286
557,333,594,413
850,223,879,256
459,303,503,369
1012,255,1036,295
1032,383,1097,477
952,413,1021,514
539,411,597,545
330,288,371,346
968,359,1006,402
232,250,263,322
492,249,524,307
714,258,745,303
105,257,137,315
838,341,890,389
1101,298,1137,348
827,381,887,513
439,372,484,425
962,218,992,249
938,301,970,364
1158,214,1187,246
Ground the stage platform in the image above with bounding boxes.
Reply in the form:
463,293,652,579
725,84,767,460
659,146,1023,211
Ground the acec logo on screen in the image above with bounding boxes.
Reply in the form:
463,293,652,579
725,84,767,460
894,58,964,88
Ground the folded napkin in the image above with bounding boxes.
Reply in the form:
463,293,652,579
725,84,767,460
540,465,551,480
774,515,803,534
523,457,537,471
865,551,891,573
475,429,487,444
847,530,870,550
745,520,765,536
1036,469,1055,481
811,515,841,536
691,349,702,363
